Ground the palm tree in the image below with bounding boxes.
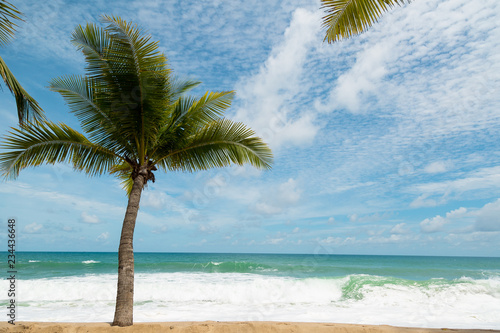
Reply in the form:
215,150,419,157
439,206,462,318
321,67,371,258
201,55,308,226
0,0,44,123
0,15,273,326
321,0,411,43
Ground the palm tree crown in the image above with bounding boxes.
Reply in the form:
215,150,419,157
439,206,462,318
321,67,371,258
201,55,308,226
321,0,411,43
0,0,44,123
1,15,272,182
0,15,272,326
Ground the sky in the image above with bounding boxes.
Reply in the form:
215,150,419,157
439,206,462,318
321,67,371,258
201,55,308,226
0,0,499,256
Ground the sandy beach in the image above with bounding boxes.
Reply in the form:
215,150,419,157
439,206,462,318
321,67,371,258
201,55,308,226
1,322,499,333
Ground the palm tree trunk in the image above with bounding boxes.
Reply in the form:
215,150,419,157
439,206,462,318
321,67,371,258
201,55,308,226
112,169,146,327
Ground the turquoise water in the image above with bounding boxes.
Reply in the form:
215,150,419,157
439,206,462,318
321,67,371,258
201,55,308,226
13,251,500,280
1,252,500,328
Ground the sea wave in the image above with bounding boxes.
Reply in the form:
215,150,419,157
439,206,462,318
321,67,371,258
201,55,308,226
3,272,499,328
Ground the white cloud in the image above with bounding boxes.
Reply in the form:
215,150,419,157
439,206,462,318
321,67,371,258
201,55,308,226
234,8,321,149
278,178,301,203
424,161,451,174
141,189,198,224
331,42,391,113
24,222,43,234
13,1,94,67
445,231,500,246
254,178,302,215
152,225,169,234
319,236,357,246
265,238,284,245
97,232,109,241
420,207,467,233
254,202,282,215
310,0,500,203
182,168,263,214
447,207,467,219
410,194,440,208
411,166,500,202
318,233,418,247
80,212,100,224
367,234,418,244
420,215,448,233
474,199,500,231
197,224,217,234
391,223,410,235
0,182,124,218
141,191,169,210
348,212,391,223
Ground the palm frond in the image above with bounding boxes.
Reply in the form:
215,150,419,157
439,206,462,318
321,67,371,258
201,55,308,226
169,78,201,101
49,75,112,132
154,119,273,172
48,75,134,157
101,15,166,74
110,161,134,195
0,0,22,46
0,121,122,179
100,15,171,162
321,0,410,43
151,91,235,157
71,23,112,81
71,22,139,136
183,91,235,126
0,55,45,124
71,17,172,162
168,91,235,131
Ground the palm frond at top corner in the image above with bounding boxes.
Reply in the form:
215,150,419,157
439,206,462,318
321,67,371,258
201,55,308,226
0,0,23,46
321,0,410,43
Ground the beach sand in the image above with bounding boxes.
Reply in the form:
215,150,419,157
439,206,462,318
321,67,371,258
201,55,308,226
1,322,499,333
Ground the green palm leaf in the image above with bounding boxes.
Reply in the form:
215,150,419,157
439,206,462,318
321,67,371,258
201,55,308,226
110,161,134,195
0,1,45,124
77,16,171,163
322,0,410,43
0,0,22,46
0,55,45,124
153,91,231,160
155,118,273,172
168,78,201,102
184,91,235,125
165,90,235,136
71,23,113,83
0,121,122,179
48,75,134,157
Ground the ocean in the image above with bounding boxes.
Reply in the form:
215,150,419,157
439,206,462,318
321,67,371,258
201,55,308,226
1,252,500,328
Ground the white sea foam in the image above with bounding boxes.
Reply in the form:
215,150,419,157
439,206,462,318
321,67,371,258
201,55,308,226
81,260,100,264
28,260,40,263
2,273,499,328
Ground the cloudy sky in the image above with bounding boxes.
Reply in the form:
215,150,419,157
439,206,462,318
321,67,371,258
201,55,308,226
1,0,499,256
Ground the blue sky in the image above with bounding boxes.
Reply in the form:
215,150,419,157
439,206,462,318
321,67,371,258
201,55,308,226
1,0,499,256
